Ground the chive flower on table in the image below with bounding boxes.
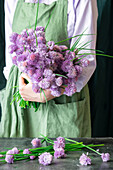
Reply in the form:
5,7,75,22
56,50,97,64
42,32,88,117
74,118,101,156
30,155,36,160
31,138,41,147
53,137,66,159
38,152,53,166
23,148,31,154
79,153,91,166
5,155,14,164
54,148,66,159
101,153,110,162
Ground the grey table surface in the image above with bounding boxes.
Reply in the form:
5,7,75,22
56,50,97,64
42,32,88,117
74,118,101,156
0,137,113,170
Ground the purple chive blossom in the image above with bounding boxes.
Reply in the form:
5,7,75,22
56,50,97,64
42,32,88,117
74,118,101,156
12,147,19,154
50,88,61,97
5,155,14,164
54,148,66,159
21,29,28,38
79,153,91,166
12,56,17,65
59,45,68,51
23,149,31,154
43,69,53,77
80,58,89,67
57,137,65,144
75,65,83,76
36,26,45,32
6,150,14,155
48,41,55,50
38,152,53,166
101,153,110,162
9,32,18,43
27,29,34,36
55,77,63,87
8,44,17,54
31,138,41,147
30,155,36,160
67,66,77,78
64,83,77,96
38,78,51,89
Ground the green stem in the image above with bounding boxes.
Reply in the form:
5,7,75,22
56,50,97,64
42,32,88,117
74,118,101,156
34,1,39,30
65,138,102,156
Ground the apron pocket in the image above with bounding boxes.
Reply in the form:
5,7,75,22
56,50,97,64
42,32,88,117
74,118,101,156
47,98,86,138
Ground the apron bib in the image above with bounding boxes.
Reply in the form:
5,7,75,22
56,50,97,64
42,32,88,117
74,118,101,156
0,0,91,138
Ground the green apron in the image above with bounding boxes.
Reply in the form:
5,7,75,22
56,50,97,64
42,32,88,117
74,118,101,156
0,0,91,138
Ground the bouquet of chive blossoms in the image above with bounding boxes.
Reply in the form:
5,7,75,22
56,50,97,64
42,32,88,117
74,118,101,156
9,26,89,110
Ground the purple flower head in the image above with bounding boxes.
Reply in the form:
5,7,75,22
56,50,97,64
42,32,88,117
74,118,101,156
61,60,73,72
53,45,62,52
30,155,36,160
38,44,47,52
17,54,27,62
43,69,53,78
38,78,51,89
79,153,91,166
15,47,24,55
55,77,63,87
50,87,61,97
9,32,18,43
31,138,41,147
36,26,45,32
38,152,53,166
21,29,28,38
64,82,77,96
5,155,14,164
12,147,19,154
101,153,110,162
47,41,55,50
65,51,75,60
59,45,68,52
27,29,34,36
23,149,31,154
57,137,65,145
12,56,17,65
54,148,66,159
36,31,45,39
67,66,77,78
75,65,83,76
80,58,89,67
6,150,14,155
37,36,46,44
53,141,65,150
32,83,40,93
31,69,43,83
8,44,17,54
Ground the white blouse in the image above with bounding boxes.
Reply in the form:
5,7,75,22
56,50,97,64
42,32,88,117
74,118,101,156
4,0,98,92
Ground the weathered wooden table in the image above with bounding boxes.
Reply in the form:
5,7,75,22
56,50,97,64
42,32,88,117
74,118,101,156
0,137,113,170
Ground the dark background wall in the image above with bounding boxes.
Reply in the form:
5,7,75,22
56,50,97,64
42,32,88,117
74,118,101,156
0,0,6,121
88,0,113,137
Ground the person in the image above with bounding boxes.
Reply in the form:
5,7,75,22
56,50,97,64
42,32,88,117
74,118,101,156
0,0,98,138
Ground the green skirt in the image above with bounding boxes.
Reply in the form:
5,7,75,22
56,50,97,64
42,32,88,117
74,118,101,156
0,65,91,138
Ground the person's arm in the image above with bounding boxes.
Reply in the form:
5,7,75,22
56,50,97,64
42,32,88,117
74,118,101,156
70,0,98,92
3,0,18,80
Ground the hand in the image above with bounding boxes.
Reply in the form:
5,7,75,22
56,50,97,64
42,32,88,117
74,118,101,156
19,73,64,103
